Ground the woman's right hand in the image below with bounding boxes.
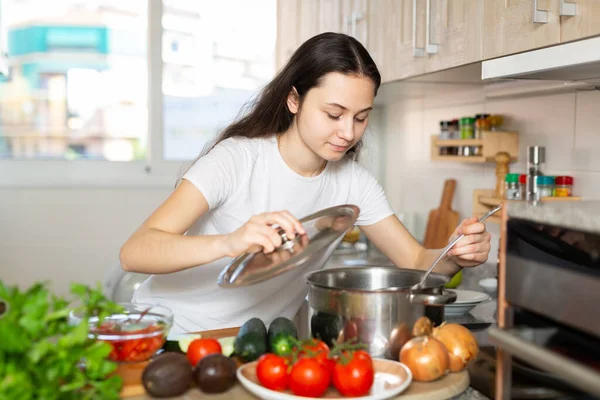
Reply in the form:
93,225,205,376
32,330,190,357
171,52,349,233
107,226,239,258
223,211,306,257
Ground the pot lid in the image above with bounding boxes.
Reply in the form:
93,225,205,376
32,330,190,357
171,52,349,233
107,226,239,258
217,204,360,288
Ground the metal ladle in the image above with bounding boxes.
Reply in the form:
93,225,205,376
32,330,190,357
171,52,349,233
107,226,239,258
410,204,503,291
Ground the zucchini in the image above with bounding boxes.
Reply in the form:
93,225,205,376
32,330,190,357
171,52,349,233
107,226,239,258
268,317,298,355
234,318,268,362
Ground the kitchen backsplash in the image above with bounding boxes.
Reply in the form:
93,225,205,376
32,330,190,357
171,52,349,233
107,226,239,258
380,88,600,288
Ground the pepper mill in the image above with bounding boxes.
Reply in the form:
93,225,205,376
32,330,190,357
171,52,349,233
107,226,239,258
494,152,510,199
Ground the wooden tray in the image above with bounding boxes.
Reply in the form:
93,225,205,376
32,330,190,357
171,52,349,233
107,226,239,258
120,327,470,400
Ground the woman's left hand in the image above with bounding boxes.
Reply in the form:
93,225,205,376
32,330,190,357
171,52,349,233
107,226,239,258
447,217,492,267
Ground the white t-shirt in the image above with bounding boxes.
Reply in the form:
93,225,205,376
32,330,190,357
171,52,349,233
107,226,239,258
133,135,394,338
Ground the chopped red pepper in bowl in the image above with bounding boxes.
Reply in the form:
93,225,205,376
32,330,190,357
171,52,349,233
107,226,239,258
71,303,173,363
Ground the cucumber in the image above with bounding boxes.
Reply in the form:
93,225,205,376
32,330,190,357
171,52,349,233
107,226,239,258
234,318,268,362
234,331,267,362
268,317,297,342
268,317,298,355
217,336,236,357
270,333,296,356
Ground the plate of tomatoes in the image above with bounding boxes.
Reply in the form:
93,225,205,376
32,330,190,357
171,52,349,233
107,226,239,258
236,339,412,400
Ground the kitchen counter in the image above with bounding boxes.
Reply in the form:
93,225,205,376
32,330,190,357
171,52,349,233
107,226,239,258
507,200,600,234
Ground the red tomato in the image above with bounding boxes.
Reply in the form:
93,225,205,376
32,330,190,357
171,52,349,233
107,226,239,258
257,354,289,391
187,338,222,367
289,358,331,398
297,339,334,375
333,351,375,397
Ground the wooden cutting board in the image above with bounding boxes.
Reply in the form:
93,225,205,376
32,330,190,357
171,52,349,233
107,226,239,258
121,327,470,400
423,179,460,249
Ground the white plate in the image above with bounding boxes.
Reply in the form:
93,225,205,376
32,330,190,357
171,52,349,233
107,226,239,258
444,289,492,316
237,358,412,400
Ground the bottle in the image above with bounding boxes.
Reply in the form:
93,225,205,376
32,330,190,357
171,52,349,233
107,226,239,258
505,173,520,200
526,146,545,203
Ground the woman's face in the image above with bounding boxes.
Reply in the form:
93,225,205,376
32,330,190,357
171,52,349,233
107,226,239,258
290,72,375,161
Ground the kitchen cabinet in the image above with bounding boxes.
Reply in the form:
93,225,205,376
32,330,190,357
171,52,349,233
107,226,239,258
561,0,600,42
276,0,299,71
298,0,321,44
342,0,368,44
483,0,561,59
319,0,344,33
426,0,484,72
367,0,429,82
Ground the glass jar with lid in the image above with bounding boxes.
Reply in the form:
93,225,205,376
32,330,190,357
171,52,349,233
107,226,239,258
505,173,520,200
536,176,555,201
459,117,475,156
554,176,573,196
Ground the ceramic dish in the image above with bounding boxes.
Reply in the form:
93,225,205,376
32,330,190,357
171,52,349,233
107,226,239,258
478,278,498,296
237,358,412,400
444,289,492,316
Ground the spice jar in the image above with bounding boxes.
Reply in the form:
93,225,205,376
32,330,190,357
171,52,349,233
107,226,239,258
439,121,450,155
459,117,475,156
519,174,527,200
474,114,490,139
536,176,554,201
449,119,460,155
488,115,504,131
505,173,520,200
554,176,573,197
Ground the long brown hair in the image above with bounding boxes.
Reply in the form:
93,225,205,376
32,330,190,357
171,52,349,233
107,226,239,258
179,32,381,183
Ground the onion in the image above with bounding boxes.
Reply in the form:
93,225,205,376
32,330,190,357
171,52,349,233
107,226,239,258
399,336,450,382
412,316,433,337
432,323,479,372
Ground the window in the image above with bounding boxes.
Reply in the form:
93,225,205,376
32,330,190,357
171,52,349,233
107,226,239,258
161,0,276,161
0,0,277,186
0,0,148,161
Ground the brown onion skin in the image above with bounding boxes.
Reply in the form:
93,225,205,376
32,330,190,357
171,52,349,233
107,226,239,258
432,323,479,372
412,316,433,337
399,336,450,382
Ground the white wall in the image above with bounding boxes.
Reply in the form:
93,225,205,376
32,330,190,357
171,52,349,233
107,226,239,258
380,88,600,286
0,188,170,297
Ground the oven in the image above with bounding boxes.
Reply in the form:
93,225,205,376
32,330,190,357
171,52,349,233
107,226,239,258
490,201,600,399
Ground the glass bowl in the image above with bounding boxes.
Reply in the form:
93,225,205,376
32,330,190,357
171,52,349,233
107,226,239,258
70,303,173,363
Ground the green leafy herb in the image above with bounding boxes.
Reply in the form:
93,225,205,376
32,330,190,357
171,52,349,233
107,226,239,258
0,281,125,399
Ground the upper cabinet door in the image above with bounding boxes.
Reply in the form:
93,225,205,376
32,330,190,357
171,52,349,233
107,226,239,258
276,0,299,70
425,0,484,72
483,0,561,59
342,0,369,45
319,0,344,33
561,0,600,42
368,0,429,83
298,0,321,44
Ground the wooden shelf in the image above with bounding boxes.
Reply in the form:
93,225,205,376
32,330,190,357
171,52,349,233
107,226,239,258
472,189,582,224
431,155,487,163
431,130,519,163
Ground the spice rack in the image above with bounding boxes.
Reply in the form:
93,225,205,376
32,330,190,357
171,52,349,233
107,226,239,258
472,189,582,224
431,131,519,163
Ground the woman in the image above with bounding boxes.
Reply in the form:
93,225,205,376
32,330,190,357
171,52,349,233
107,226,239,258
120,32,491,337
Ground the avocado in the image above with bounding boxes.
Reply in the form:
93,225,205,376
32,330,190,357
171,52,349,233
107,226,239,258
194,353,237,394
234,331,268,362
234,318,268,362
310,312,344,348
142,352,193,398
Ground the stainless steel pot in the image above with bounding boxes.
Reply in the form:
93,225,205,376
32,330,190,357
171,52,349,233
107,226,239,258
305,266,457,360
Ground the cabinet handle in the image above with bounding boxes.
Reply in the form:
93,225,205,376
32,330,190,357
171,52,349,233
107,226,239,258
412,0,425,57
533,0,548,23
560,0,576,16
425,0,438,54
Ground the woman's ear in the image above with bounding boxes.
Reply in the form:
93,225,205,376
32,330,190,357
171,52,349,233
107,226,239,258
286,87,300,114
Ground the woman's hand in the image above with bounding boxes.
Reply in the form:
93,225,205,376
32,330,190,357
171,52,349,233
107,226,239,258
223,211,306,257
447,217,492,268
